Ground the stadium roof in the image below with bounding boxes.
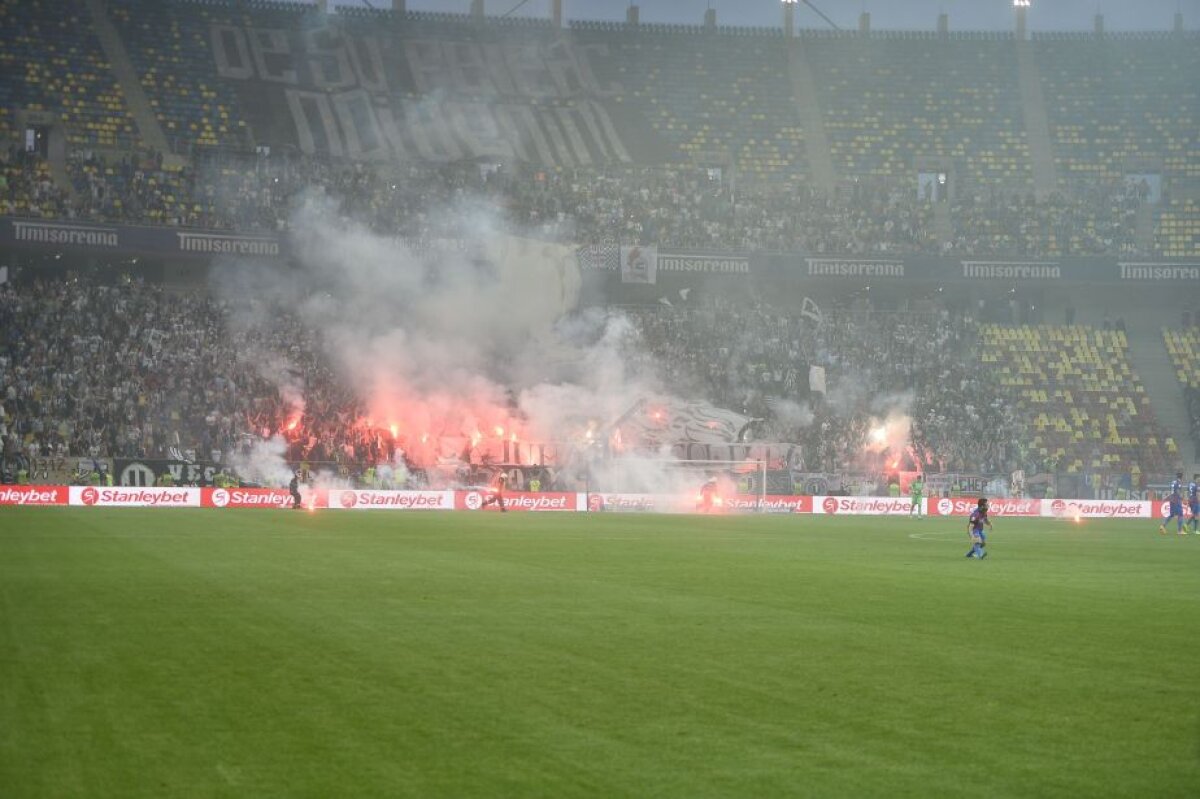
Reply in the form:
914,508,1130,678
327,0,1195,32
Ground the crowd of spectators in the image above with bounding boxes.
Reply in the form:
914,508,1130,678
6,269,1188,485
59,150,937,253
0,274,1029,482
64,148,488,235
626,296,1022,474
2,0,1193,261
948,180,1148,256
0,276,423,483
515,171,937,253
0,277,249,472
4,146,1180,256
0,274,509,483
0,148,72,219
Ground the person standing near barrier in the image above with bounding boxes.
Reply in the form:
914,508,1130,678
909,475,924,517
480,472,508,512
1160,472,1185,535
1188,474,1199,534
289,471,303,510
698,475,719,513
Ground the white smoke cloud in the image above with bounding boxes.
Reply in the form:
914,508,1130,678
211,192,688,490
770,398,815,431
223,435,294,488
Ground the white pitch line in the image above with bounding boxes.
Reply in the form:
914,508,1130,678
907,531,961,541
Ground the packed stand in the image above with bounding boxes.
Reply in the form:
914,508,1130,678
40,149,1172,258
66,148,197,226
0,278,251,470
3,276,1175,483
514,168,936,253
625,297,1022,474
948,182,1146,256
55,151,942,253
1,276,1027,482
0,149,72,219
65,148,501,234
0,277,445,480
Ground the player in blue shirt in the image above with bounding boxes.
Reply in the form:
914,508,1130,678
1159,472,1186,535
966,497,992,559
1189,473,1199,535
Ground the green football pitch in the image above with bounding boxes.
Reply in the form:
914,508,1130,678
1,509,1197,797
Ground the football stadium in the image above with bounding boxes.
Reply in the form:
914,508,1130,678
1,0,1198,795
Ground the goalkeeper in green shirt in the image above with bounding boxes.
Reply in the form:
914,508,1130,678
909,475,924,517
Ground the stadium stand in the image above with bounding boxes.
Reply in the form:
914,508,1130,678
0,151,71,219
0,3,1188,259
801,32,1032,189
1163,327,1200,391
0,277,377,471
103,0,284,152
524,165,934,252
0,272,1020,478
60,147,484,232
26,145,1162,257
1155,199,1200,257
0,0,137,149
1162,326,1200,457
66,148,200,226
980,325,1173,475
571,24,806,182
1187,388,1200,461
0,4,1195,484
1033,32,1200,183
48,151,941,251
949,181,1143,256
630,300,1018,474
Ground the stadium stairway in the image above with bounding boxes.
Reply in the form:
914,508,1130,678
787,43,838,193
1126,321,1196,473
1015,38,1058,197
1135,204,1156,253
83,0,180,166
932,202,953,247
45,156,78,207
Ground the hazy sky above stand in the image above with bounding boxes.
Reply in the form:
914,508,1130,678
337,0,1197,31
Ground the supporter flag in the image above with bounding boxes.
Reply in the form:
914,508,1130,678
620,245,657,284
809,365,827,395
576,242,619,271
801,297,823,325
621,398,755,446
